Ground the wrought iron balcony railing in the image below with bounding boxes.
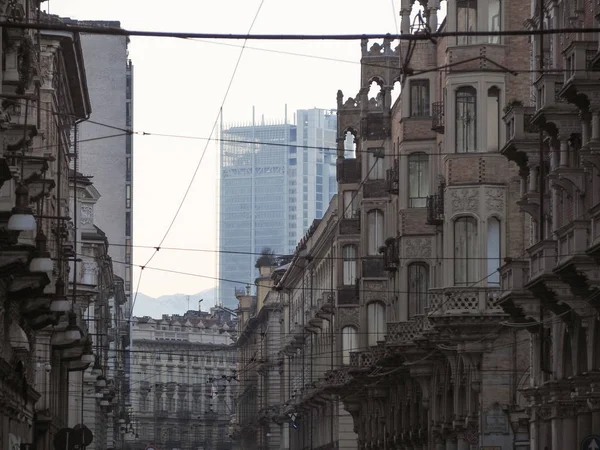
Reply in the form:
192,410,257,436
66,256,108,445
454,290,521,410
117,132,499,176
431,101,444,133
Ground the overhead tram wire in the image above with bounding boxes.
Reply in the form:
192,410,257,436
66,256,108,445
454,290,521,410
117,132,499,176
129,0,267,317
1,20,599,40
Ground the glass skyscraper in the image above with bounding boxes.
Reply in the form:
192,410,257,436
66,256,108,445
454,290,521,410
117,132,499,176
218,108,341,308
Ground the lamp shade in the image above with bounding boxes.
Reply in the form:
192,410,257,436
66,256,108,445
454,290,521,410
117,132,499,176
100,399,110,407
51,312,82,347
30,231,53,272
50,279,70,312
81,338,95,364
7,184,36,231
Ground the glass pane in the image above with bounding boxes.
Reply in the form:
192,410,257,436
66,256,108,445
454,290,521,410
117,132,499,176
487,87,500,152
367,210,384,255
408,153,430,207
456,87,477,153
457,0,477,45
489,0,501,43
487,218,501,285
454,217,478,284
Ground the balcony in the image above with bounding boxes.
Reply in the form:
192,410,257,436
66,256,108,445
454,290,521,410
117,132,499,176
336,158,361,183
381,237,399,272
431,101,444,133
428,287,504,320
361,114,391,140
501,105,540,171
362,256,385,278
497,259,539,324
386,160,399,195
426,194,443,225
532,73,579,130
386,315,432,346
363,179,388,198
337,286,358,305
559,40,600,109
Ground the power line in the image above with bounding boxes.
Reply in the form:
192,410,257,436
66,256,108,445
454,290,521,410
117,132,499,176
3,20,599,40
130,0,266,317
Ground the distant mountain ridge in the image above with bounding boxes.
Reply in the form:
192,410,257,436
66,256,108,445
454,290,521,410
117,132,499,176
132,288,216,318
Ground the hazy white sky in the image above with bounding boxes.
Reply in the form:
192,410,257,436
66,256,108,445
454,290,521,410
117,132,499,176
44,0,427,301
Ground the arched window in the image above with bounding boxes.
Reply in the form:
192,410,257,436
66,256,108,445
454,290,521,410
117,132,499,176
367,210,384,255
457,0,477,45
487,87,501,152
454,217,479,285
410,79,430,116
341,326,358,365
342,245,357,286
408,263,429,316
456,87,477,153
408,153,430,207
486,217,501,286
367,302,386,346
488,0,501,43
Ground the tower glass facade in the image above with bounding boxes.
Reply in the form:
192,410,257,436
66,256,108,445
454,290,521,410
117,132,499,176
218,109,340,308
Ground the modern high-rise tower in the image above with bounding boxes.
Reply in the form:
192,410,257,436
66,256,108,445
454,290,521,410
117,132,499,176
218,108,345,308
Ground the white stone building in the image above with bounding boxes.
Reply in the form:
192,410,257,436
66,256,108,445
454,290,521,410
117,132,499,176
129,309,237,450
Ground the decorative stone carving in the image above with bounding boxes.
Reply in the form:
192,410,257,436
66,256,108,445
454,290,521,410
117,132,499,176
80,204,93,225
363,281,386,292
337,307,359,327
448,188,478,215
404,237,432,259
483,404,509,434
363,280,386,303
484,188,504,213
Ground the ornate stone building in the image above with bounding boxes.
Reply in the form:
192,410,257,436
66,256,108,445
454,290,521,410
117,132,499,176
129,309,237,450
0,4,128,450
498,0,600,448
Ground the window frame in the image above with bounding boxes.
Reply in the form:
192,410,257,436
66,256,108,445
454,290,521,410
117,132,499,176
367,149,385,180
367,301,386,347
342,244,358,286
408,152,430,207
343,190,359,219
456,86,478,153
454,216,479,285
410,79,431,117
341,326,358,365
486,86,501,152
408,262,430,316
486,216,501,286
366,209,385,255
456,0,478,45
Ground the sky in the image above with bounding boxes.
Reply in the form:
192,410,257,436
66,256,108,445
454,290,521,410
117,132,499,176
43,0,435,304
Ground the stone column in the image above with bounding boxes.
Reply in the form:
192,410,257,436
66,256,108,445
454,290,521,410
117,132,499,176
559,138,569,167
529,166,538,193
576,406,592,446
559,403,577,450
400,0,412,33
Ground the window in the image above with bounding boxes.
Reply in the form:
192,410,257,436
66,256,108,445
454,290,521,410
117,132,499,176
367,210,384,255
487,217,501,286
341,326,358,365
125,239,132,263
454,217,479,285
367,149,385,180
343,190,359,218
456,87,477,153
487,87,500,152
125,212,131,236
342,245,357,286
126,185,132,208
457,0,477,45
408,263,429,316
410,80,430,116
367,302,386,346
126,157,131,181
408,153,430,207
488,0,501,43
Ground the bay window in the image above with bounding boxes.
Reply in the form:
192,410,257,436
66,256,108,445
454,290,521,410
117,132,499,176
454,217,479,285
456,86,477,153
341,326,358,365
408,263,429,316
343,245,357,285
367,209,384,255
367,302,386,346
408,153,430,207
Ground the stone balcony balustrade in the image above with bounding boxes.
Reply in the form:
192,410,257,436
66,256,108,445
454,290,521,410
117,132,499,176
385,315,432,347
428,287,503,316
